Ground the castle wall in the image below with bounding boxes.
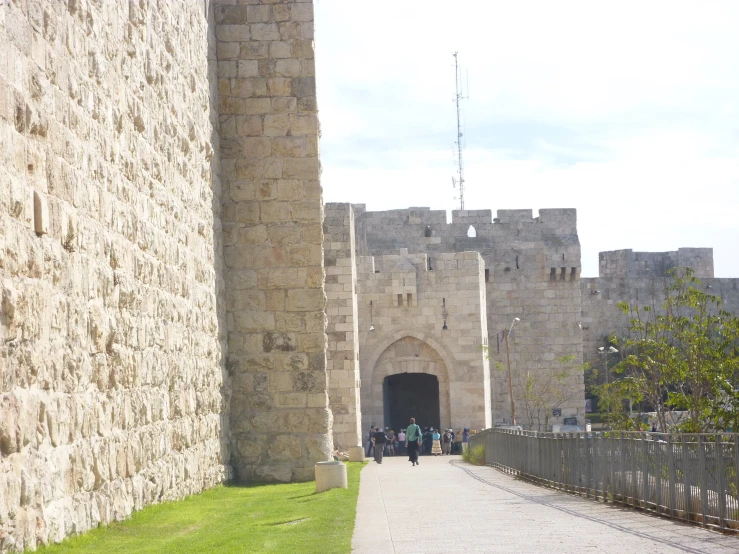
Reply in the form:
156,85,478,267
323,203,361,451
354,207,585,430
598,248,714,279
0,1,229,550
582,250,739,392
215,0,333,482
356,250,492,432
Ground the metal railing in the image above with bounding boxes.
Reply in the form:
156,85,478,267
469,429,739,533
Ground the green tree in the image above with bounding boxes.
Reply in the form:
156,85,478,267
599,268,739,432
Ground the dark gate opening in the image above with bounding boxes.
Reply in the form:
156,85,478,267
383,373,440,432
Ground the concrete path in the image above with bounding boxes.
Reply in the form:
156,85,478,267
352,455,739,554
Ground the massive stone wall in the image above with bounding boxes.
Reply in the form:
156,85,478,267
0,1,229,550
323,203,361,451
582,249,739,390
354,207,585,430
215,0,332,482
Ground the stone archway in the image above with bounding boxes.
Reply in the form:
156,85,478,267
365,336,451,432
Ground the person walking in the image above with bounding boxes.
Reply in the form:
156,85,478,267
372,427,387,464
397,429,406,456
462,428,470,453
431,428,442,456
405,418,422,466
387,429,396,456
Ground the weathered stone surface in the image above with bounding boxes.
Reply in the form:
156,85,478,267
0,1,230,550
217,0,332,484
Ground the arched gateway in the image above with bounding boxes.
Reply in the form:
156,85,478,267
365,336,452,432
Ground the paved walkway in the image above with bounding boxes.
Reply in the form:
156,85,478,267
352,455,739,554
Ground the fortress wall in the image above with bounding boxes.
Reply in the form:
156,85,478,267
582,254,739,393
323,203,361,451
215,0,332,482
355,207,585,430
598,248,714,280
0,1,229,550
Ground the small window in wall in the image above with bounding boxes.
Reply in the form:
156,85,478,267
560,267,566,281
550,268,556,281
467,225,477,238
427,257,433,271
485,269,490,283
516,255,519,269
407,293,412,306
570,267,576,280
562,253,565,262
397,293,403,307
424,226,432,237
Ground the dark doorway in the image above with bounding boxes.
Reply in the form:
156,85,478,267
383,373,440,432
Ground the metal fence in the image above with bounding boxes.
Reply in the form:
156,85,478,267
469,429,739,533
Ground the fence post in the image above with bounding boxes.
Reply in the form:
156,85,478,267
608,432,615,502
667,435,677,520
619,431,626,504
655,435,662,514
683,437,693,522
735,437,739,522
630,433,638,506
698,435,708,527
641,433,649,509
584,433,591,498
716,436,726,531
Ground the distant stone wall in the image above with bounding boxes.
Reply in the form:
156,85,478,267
0,1,229,551
215,0,333,482
598,248,714,279
323,203,361,451
582,251,739,390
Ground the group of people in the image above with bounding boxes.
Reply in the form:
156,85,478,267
366,419,471,466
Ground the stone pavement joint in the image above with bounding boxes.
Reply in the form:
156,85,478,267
351,455,739,554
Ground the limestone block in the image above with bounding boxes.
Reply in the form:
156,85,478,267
348,446,365,462
315,461,347,493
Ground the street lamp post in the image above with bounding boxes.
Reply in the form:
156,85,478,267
505,318,520,425
598,346,619,416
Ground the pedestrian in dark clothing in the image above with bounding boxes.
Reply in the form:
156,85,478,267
405,418,422,466
372,428,387,464
422,428,433,455
366,426,375,457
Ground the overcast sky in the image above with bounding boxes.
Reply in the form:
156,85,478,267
313,0,739,277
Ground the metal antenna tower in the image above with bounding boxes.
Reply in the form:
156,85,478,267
452,52,468,211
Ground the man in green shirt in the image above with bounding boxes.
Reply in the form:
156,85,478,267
405,417,422,466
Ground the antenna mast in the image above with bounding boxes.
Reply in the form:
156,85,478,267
452,52,468,211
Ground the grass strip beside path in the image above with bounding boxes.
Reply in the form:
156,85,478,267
40,462,366,554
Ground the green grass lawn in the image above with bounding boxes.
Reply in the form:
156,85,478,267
39,462,366,554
